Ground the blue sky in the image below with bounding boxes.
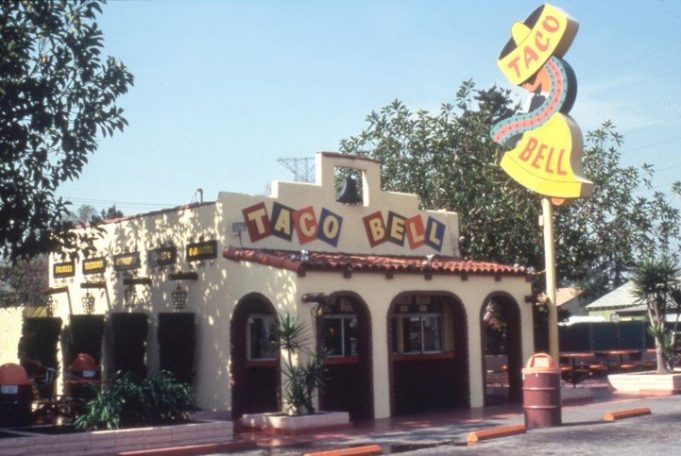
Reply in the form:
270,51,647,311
56,0,681,214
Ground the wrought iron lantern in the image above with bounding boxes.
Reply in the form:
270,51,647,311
81,292,95,315
124,284,137,309
171,283,188,310
46,295,55,317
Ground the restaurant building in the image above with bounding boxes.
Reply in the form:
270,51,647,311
47,152,533,419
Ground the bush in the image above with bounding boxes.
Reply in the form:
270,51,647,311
75,370,193,430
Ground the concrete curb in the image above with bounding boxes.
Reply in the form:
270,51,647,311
466,424,526,444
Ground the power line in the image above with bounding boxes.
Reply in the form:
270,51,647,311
585,44,681,78
63,196,177,208
622,115,681,136
621,136,681,155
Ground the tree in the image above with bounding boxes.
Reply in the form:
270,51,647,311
0,255,48,308
0,0,133,261
339,80,681,301
631,257,681,373
100,204,123,220
69,204,99,226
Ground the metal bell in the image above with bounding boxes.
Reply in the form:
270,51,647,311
336,176,363,204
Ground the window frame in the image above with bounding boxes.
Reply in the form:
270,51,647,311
320,313,359,358
393,312,444,355
247,313,277,361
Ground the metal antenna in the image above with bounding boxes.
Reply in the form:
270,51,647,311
277,157,315,183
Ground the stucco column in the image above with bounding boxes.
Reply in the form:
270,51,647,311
466,292,484,408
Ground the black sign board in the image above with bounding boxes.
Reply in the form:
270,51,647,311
82,257,106,275
149,246,177,267
113,252,140,271
53,261,75,278
186,240,217,262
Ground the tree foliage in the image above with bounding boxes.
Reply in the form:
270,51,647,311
340,80,681,300
631,256,681,373
0,255,47,308
0,0,133,261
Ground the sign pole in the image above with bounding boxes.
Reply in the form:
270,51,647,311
542,197,559,360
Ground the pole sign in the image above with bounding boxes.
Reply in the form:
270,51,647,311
492,3,593,200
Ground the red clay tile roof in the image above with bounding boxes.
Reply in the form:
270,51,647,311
223,248,527,277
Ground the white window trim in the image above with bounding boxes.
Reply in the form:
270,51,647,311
322,314,357,358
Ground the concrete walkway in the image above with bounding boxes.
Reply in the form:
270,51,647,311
211,388,681,455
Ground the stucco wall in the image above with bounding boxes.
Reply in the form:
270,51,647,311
0,307,23,364
46,153,532,418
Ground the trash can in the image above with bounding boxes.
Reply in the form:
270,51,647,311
0,363,33,426
522,353,561,429
66,353,101,400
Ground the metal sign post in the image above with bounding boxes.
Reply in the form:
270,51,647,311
542,197,559,360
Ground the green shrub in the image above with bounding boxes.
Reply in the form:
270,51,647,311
75,370,193,430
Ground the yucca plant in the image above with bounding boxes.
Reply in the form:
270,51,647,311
631,256,681,373
275,313,326,416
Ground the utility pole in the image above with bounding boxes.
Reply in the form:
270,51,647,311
277,157,315,183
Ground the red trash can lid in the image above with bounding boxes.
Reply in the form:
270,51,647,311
70,353,98,372
522,352,560,374
0,363,32,385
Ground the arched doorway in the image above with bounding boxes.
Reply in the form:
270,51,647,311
480,292,523,405
316,293,373,420
388,292,469,415
230,294,280,418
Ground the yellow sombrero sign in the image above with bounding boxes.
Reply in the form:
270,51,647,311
492,3,593,200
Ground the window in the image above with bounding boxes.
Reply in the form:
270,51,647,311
391,295,445,355
248,315,277,360
399,314,442,353
320,315,358,357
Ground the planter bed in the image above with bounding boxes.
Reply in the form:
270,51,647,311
608,370,681,395
239,411,350,433
0,420,233,456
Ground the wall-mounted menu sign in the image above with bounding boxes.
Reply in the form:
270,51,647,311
82,257,106,275
149,246,176,267
53,261,75,278
186,240,217,262
113,252,140,271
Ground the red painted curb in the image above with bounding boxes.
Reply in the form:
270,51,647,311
466,424,526,443
603,407,652,421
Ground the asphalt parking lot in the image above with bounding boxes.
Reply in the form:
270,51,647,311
215,393,681,455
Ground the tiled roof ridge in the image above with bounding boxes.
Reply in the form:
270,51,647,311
223,247,527,277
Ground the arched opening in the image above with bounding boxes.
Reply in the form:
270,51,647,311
480,292,523,405
388,292,469,416
316,292,374,420
230,294,280,418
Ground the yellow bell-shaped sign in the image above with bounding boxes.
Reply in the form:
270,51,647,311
492,3,593,201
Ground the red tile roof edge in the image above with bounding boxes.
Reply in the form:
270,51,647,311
223,248,527,277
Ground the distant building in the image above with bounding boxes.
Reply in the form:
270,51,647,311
585,281,646,322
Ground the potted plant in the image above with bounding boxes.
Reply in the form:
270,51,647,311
239,312,350,431
277,313,325,416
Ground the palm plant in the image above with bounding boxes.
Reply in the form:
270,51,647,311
631,256,681,373
275,313,326,416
